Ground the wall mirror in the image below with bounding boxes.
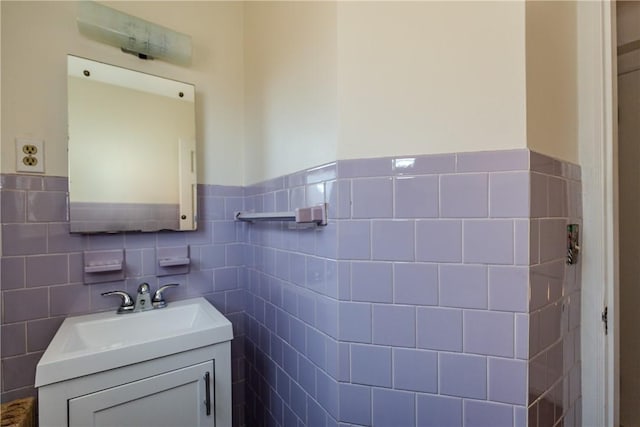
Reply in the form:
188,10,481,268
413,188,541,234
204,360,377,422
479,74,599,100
67,55,197,233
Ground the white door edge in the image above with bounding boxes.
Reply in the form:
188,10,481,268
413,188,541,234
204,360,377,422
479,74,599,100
578,1,618,426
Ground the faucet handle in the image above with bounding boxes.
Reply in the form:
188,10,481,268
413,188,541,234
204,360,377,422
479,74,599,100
101,290,135,314
152,283,179,309
137,282,150,295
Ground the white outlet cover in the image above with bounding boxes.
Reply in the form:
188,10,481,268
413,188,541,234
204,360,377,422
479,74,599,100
16,138,45,173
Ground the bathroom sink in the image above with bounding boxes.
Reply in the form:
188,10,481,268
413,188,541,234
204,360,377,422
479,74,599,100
35,297,232,387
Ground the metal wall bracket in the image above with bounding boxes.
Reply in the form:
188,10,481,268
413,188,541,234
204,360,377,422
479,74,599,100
235,203,328,226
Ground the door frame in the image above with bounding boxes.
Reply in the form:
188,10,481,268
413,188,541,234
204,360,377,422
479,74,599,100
577,1,618,425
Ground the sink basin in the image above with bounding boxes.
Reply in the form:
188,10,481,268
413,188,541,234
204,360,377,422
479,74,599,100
35,297,232,387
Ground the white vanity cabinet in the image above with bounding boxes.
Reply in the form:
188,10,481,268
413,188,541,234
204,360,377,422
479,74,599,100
69,360,214,427
35,298,233,427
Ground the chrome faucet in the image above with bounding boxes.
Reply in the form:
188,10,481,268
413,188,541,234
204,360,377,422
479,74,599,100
101,283,180,314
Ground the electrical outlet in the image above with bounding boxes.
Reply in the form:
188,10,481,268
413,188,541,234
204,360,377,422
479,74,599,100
16,138,45,173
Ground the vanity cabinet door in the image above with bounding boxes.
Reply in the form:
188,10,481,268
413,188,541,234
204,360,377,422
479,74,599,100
68,360,215,427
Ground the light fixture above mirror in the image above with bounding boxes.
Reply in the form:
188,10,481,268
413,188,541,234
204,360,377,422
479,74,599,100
77,1,192,66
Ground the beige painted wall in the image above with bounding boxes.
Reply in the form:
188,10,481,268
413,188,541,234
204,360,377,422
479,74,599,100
2,1,582,186
525,0,578,164
243,1,338,185
1,1,245,186
336,1,528,161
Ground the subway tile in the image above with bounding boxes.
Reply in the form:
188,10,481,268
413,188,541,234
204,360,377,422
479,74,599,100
371,388,415,427
298,291,315,326
43,176,68,192
338,342,350,382
26,317,64,352
307,163,337,184
488,357,527,404
337,158,392,179
263,192,276,213
2,352,42,390
439,352,487,399
298,355,316,396
394,263,438,305
372,304,415,347
188,270,214,295
530,172,548,218
488,266,529,312
337,221,370,260
86,233,125,250
213,221,237,244
463,219,514,264
326,179,351,220
290,253,306,286
1,323,25,357
352,178,393,218
290,381,307,422
48,222,85,253
339,302,371,343
515,405,527,427
316,369,339,418
290,186,306,210
539,218,567,262
306,256,326,293
516,313,529,360
3,288,48,322
1,175,43,190
1,190,26,223
530,219,540,265
306,182,326,206
27,191,67,222
416,307,463,351
530,151,563,175
371,220,414,261
439,264,488,309
123,232,157,249
307,398,327,427
548,176,568,217
417,394,462,427
415,220,462,262
2,223,47,255
316,296,338,338
351,343,392,387
393,154,456,175
316,223,337,259
214,267,239,291
393,348,437,392
26,254,68,287
514,219,530,266
489,171,530,217
440,173,488,218
394,176,438,218
50,284,90,316
457,149,529,172
325,337,339,379
306,327,326,369
351,262,393,303
339,383,371,425
463,400,513,427
539,301,563,350
464,310,514,357
1,257,25,290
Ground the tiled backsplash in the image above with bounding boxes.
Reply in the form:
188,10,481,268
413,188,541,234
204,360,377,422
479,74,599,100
0,148,582,427
0,176,247,422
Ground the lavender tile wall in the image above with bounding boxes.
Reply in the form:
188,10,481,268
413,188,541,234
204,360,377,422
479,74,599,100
1,148,582,427
529,157,583,427
242,148,581,427
0,176,247,425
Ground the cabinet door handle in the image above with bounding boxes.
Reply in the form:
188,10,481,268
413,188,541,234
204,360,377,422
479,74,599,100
203,371,211,416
